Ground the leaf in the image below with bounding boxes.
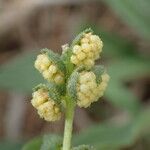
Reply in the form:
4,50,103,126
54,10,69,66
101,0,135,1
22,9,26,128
102,0,150,40
73,107,150,150
67,69,79,101
40,134,62,150
42,48,66,74
22,137,42,150
91,65,105,84
0,51,43,93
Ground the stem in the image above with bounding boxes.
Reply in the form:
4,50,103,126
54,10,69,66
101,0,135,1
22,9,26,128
62,98,75,150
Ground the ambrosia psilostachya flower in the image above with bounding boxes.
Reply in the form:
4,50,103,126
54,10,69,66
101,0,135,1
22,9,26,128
31,84,62,121
32,28,109,122
70,29,103,68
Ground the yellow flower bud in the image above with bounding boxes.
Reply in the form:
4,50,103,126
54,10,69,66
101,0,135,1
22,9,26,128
48,65,57,74
35,53,64,84
35,54,51,72
31,88,62,122
76,52,86,61
76,71,109,108
73,45,82,54
71,32,103,68
54,73,64,84
31,89,48,108
81,43,91,52
83,59,94,68
81,37,89,44
70,55,79,64
38,101,61,122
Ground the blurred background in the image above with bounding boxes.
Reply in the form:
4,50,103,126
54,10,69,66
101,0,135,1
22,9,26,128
0,0,150,150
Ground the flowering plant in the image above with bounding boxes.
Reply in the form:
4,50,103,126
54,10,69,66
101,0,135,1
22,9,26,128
30,28,109,150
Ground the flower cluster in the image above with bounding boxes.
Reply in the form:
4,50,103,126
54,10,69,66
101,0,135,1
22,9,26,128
35,53,64,84
31,88,61,121
76,71,109,108
71,32,103,68
31,28,109,123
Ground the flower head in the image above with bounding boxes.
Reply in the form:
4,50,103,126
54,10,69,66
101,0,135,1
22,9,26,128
76,71,109,108
71,32,103,68
35,53,64,84
31,88,61,121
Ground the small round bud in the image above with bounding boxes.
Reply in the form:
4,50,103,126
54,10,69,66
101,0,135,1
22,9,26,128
76,52,86,61
81,37,89,44
38,101,61,122
48,65,57,74
31,89,48,108
71,55,79,64
35,54,51,72
81,43,91,53
54,73,64,84
73,45,82,54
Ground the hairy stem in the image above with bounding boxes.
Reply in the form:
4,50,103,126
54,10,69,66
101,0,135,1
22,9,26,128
62,97,75,150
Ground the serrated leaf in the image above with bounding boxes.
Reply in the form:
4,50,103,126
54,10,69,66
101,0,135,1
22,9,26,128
91,65,105,84
42,48,66,74
67,69,79,101
72,145,95,150
40,135,62,150
22,137,42,150
71,28,93,47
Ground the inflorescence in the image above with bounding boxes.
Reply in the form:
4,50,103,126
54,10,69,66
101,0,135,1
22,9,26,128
31,28,109,122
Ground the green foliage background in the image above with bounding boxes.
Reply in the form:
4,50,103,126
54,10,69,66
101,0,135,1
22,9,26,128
0,0,150,150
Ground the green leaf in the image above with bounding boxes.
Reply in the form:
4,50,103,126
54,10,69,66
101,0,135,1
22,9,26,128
42,48,66,74
72,145,95,150
73,107,150,150
91,65,105,84
102,0,150,40
40,135,62,150
0,51,43,93
67,69,79,101
22,137,42,150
